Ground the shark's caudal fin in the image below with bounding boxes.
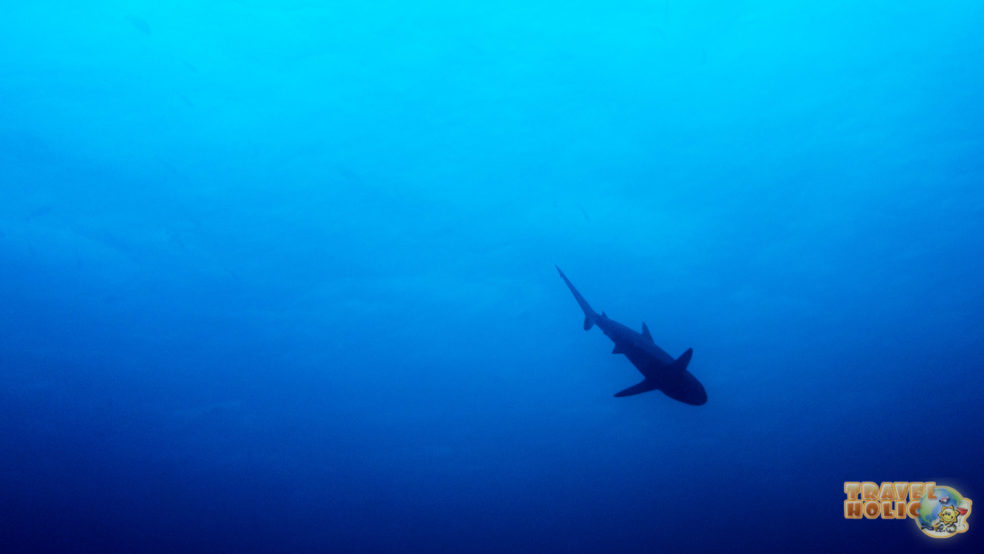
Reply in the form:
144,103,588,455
555,266,599,330
614,379,659,397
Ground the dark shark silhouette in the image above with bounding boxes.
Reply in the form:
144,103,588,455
556,266,707,405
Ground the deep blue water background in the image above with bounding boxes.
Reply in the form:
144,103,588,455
2,1,983,552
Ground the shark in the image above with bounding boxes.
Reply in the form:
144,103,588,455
556,266,707,405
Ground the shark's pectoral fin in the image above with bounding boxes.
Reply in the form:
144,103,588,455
669,348,693,373
614,379,659,397
584,315,594,330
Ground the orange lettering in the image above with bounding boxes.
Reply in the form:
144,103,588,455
844,482,861,500
844,500,863,519
861,482,878,501
894,482,909,502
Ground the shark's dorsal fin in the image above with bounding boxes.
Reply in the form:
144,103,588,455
641,322,653,343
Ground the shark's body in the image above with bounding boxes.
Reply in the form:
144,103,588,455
557,266,707,405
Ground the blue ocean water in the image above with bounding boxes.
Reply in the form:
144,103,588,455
2,1,982,552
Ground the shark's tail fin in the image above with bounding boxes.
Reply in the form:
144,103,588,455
556,266,599,330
